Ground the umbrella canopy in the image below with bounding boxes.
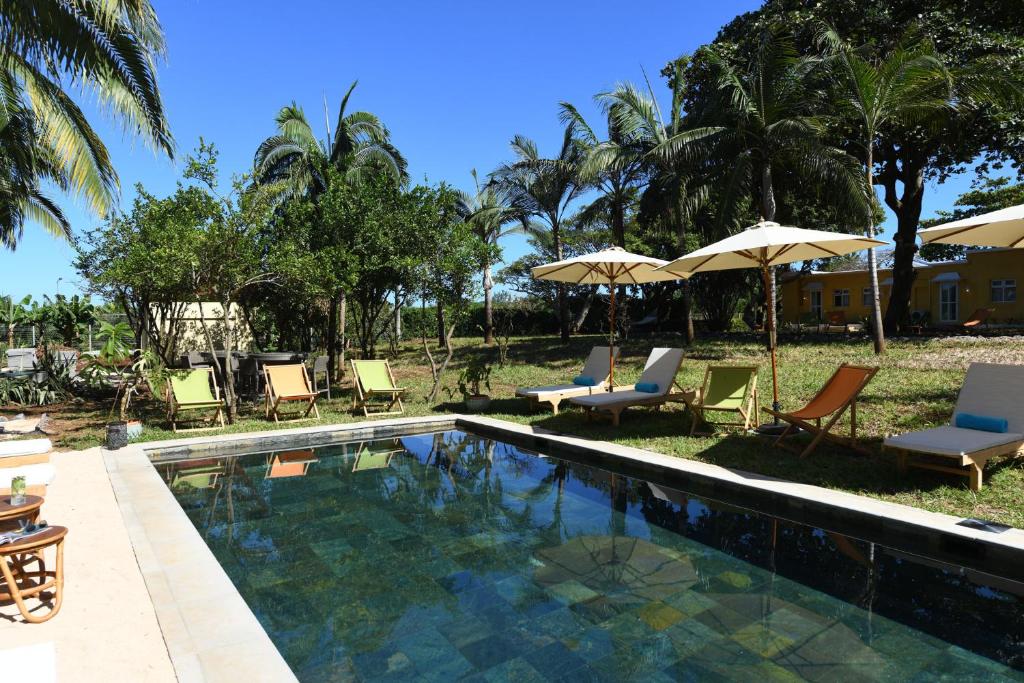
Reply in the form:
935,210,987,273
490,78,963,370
656,221,885,422
532,247,684,386
655,221,885,275
531,246,681,285
918,204,1024,248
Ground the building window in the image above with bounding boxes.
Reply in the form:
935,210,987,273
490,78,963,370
833,289,850,307
992,279,1016,303
862,287,873,306
810,290,822,318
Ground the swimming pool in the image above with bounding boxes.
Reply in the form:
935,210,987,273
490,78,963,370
157,430,1024,681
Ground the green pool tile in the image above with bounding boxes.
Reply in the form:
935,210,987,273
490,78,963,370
458,633,521,670
637,601,685,631
438,613,493,649
522,640,589,679
546,579,601,606
480,656,547,683
730,621,796,659
664,588,717,617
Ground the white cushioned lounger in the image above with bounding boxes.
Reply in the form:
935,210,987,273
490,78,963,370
884,362,1024,491
516,346,618,414
570,348,687,426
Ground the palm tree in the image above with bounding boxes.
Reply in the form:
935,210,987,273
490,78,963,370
0,0,174,248
817,26,954,353
656,31,867,349
491,127,584,342
457,170,522,344
598,67,710,344
254,81,407,375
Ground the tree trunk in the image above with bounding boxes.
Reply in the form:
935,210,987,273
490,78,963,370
570,291,595,333
612,194,625,248
436,302,445,346
864,147,886,354
221,300,237,422
482,258,494,345
338,290,347,377
676,211,695,345
394,288,401,341
326,293,338,382
881,153,926,335
553,221,569,343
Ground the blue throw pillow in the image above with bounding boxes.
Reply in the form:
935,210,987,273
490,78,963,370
635,382,660,394
573,375,596,387
955,413,1009,433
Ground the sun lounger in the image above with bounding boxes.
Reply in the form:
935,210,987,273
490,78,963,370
166,368,226,432
351,359,406,417
763,364,878,458
264,363,320,423
685,365,759,435
884,362,1024,491
516,346,619,414
569,348,687,426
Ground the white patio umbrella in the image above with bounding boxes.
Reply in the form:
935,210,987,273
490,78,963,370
918,204,1024,248
656,221,885,425
532,247,684,388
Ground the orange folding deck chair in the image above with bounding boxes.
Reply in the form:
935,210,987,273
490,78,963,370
264,363,321,423
962,307,994,331
763,364,878,458
266,449,318,479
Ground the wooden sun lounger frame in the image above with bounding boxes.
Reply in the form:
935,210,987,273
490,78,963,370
166,367,227,433
762,364,878,458
683,365,759,436
350,359,406,417
581,382,692,427
891,441,1024,492
263,365,321,423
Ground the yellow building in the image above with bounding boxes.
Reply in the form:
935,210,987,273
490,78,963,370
780,249,1024,327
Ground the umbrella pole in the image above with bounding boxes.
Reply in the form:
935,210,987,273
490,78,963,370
758,264,786,434
608,282,616,391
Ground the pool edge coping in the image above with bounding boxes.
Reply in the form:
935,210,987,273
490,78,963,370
101,413,1024,681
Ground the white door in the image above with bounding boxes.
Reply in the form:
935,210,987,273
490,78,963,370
939,282,959,323
810,291,822,319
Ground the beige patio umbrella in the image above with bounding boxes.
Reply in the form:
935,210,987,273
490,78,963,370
656,221,885,425
532,247,683,388
918,204,1024,247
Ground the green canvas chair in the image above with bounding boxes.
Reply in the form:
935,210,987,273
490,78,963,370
685,365,759,436
169,459,225,490
351,359,406,417
166,368,226,432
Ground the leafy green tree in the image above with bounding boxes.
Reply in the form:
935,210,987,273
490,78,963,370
666,31,867,349
817,25,955,352
457,170,522,344
39,294,97,346
708,0,1024,334
0,294,35,347
0,0,173,248
491,127,585,342
253,82,407,376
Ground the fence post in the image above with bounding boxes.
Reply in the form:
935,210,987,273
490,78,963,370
31,325,36,346
88,324,93,352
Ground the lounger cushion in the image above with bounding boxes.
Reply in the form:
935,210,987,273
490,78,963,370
572,390,657,408
884,426,1024,457
0,439,51,459
573,375,596,386
955,413,1008,433
0,463,56,488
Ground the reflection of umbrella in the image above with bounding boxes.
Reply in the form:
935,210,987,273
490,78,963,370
532,247,683,388
534,535,698,602
657,221,884,426
919,204,1024,247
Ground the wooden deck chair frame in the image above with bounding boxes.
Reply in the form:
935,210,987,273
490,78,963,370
584,383,691,427
263,364,320,423
962,307,994,331
763,364,879,458
686,365,759,436
350,359,406,417
166,367,227,433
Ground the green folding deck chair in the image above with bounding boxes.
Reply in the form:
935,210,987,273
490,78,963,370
351,443,402,472
351,359,406,417
166,368,226,432
685,365,759,436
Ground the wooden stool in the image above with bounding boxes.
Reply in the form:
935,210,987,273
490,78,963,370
0,526,67,623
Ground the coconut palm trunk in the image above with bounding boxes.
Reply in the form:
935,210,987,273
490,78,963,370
865,147,886,353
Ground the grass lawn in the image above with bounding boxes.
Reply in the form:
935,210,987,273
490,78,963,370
7,332,1024,528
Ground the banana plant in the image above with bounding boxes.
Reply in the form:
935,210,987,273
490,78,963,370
0,294,35,348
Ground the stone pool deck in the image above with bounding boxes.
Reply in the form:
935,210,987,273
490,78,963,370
0,448,175,682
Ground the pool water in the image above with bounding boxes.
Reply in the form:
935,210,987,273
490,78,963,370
158,431,1024,681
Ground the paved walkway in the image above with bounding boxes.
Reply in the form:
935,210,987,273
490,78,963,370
0,449,175,682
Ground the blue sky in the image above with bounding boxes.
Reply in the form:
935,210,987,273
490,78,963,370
0,0,989,301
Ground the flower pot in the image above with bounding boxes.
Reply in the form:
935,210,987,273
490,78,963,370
105,421,128,450
126,420,143,440
464,395,491,413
